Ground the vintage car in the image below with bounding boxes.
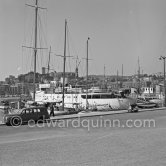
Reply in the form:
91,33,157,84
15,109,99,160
4,106,50,126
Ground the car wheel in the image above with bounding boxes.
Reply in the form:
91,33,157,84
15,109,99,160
37,116,44,123
10,117,22,126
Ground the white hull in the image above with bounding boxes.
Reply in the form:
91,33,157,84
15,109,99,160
33,91,136,111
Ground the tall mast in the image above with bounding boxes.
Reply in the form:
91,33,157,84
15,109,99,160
104,64,106,90
104,64,106,80
116,70,118,90
75,57,78,78
86,37,90,109
138,57,140,94
62,20,67,111
33,0,38,101
73,56,81,79
24,0,47,101
121,64,123,88
47,46,51,74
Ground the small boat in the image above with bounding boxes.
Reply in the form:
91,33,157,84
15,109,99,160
144,97,163,107
136,98,158,109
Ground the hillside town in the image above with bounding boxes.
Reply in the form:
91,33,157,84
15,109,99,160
0,67,165,99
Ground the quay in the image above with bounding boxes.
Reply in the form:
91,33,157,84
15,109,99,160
0,107,165,125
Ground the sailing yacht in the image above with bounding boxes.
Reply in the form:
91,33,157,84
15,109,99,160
29,1,136,111
34,31,136,110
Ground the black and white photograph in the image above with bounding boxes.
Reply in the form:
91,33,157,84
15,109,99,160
0,0,166,165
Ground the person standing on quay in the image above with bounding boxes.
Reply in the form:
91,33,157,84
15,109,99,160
50,103,55,117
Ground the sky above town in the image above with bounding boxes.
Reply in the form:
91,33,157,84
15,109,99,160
1,0,166,81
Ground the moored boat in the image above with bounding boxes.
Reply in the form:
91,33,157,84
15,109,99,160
136,98,158,109
34,90,136,111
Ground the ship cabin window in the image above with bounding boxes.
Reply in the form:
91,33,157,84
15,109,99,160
81,95,92,99
92,95,100,99
100,94,116,99
81,94,117,99
41,88,47,91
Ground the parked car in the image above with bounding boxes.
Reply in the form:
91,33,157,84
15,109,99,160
4,106,50,126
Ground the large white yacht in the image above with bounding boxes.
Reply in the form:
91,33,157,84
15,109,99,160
34,84,136,111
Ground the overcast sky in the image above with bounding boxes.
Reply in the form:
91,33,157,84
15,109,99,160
1,0,166,81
